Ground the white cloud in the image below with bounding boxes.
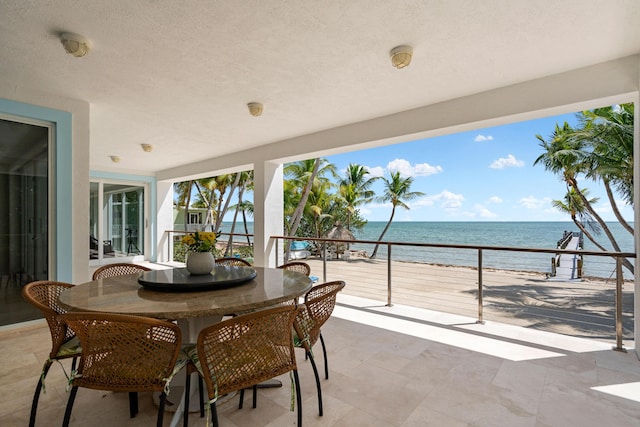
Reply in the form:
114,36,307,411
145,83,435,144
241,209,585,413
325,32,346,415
475,134,494,142
413,198,435,207
439,190,464,208
365,201,390,210
489,154,525,169
417,190,464,209
474,204,497,218
387,158,443,177
358,207,372,216
519,196,551,209
487,196,503,204
364,166,385,177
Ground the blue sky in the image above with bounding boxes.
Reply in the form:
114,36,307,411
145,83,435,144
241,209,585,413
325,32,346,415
323,110,634,222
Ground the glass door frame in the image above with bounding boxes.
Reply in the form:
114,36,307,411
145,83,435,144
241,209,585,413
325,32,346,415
0,112,56,280
89,178,149,266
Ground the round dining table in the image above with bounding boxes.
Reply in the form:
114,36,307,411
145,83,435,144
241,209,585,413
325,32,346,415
59,266,312,322
58,265,313,427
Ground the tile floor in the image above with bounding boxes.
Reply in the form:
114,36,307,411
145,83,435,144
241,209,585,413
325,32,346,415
2,294,640,426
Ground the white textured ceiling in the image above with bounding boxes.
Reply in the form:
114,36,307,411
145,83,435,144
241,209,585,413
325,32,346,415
1,0,640,174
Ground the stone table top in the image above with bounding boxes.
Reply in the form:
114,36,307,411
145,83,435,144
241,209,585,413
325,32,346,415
58,266,312,320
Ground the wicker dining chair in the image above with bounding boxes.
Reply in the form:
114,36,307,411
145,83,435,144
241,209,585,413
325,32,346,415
293,280,345,416
90,262,153,417
59,312,185,427
214,257,252,267
91,262,151,280
184,305,303,427
277,261,311,276
22,281,82,427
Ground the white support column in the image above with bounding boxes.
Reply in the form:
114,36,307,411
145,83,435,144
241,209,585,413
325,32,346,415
155,180,175,263
253,161,283,267
633,90,640,353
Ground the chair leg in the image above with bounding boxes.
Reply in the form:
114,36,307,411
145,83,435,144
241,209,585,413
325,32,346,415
293,369,302,427
62,386,79,427
252,384,258,408
157,392,166,427
320,332,329,379
29,360,52,427
184,371,191,427
238,388,245,409
129,392,138,418
198,376,205,417
307,351,323,416
211,402,219,427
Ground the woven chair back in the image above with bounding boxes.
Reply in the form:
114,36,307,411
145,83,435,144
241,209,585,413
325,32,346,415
215,257,252,267
295,281,345,349
196,304,300,399
22,281,76,359
277,262,311,276
60,312,182,393
92,263,151,280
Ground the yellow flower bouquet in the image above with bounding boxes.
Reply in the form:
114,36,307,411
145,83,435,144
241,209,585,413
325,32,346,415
181,231,217,253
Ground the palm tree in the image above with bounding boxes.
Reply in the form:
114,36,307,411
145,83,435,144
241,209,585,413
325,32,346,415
305,179,336,239
551,187,607,252
193,177,218,231
370,172,424,259
173,180,194,231
284,158,336,259
214,173,241,232
338,163,378,231
534,117,633,273
577,104,634,234
226,171,253,255
195,174,240,233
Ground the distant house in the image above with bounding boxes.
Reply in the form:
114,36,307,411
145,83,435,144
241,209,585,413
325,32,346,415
173,207,210,232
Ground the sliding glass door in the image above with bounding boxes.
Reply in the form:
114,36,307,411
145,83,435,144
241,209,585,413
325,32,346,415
0,117,51,326
90,180,146,263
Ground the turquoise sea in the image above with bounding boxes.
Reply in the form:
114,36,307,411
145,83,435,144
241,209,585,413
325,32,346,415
219,221,635,279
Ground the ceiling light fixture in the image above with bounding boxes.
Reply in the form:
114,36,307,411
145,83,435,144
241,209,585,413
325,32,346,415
390,45,413,69
141,144,153,152
109,156,120,163
247,102,263,117
60,32,92,57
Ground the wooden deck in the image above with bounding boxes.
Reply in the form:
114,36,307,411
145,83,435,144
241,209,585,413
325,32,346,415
303,256,634,346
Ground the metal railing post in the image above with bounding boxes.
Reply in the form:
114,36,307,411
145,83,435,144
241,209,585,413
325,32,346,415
167,231,171,262
613,256,626,352
322,243,327,282
477,248,484,324
275,239,279,267
387,243,393,306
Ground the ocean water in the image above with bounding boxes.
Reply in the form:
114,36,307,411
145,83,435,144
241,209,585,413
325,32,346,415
219,221,635,279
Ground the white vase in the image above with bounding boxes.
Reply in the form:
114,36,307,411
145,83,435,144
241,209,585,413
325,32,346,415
186,252,215,275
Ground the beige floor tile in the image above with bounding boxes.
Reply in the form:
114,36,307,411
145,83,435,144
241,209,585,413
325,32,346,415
2,294,640,426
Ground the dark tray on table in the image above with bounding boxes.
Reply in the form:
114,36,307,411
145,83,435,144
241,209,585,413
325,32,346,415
138,266,257,292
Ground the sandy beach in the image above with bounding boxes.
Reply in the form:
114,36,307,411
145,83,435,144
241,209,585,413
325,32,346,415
301,255,634,346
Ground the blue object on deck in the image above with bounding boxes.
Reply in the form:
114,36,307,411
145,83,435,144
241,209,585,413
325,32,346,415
290,241,309,250
310,276,319,283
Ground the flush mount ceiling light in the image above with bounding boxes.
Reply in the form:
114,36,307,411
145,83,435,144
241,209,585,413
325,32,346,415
109,155,120,163
247,102,263,117
60,32,92,57
390,45,413,69
141,144,153,152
